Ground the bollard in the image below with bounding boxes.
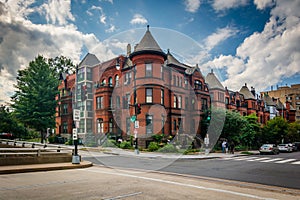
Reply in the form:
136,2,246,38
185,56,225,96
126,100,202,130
57,146,61,152
44,144,47,148
14,142,17,146
32,143,35,148
22,142,25,147
37,149,40,156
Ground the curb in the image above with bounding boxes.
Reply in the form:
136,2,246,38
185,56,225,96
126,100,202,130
0,160,93,175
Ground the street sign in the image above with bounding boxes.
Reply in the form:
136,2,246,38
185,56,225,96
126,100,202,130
134,120,139,128
130,115,136,122
73,109,80,121
72,128,78,140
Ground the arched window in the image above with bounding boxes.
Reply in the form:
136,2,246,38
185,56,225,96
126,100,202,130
108,77,113,87
101,79,106,86
115,75,119,86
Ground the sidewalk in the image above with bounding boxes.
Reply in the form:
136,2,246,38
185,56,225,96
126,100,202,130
0,160,93,174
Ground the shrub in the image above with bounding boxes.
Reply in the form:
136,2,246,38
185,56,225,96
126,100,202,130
148,142,159,152
102,139,117,147
120,141,132,149
157,144,178,153
48,135,56,143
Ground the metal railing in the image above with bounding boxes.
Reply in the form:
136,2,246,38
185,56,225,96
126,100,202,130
0,139,74,156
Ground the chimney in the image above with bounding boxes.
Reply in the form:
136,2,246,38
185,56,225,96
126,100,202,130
251,86,255,97
127,44,131,56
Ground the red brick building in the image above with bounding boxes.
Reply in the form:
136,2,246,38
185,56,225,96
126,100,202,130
56,26,210,147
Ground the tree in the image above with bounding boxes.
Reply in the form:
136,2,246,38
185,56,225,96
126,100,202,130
262,117,288,144
287,122,300,142
11,55,60,143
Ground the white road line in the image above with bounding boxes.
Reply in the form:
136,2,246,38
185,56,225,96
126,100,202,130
85,168,277,200
234,157,258,161
291,161,300,165
248,157,270,162
260,158,284,163
275,159,296,164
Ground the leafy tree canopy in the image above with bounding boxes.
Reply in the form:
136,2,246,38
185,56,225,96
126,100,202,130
10,55,74,142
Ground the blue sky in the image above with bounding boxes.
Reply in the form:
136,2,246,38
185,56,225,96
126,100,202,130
0,0,299,104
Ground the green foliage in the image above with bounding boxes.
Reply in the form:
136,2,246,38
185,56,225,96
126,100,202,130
119,141,132,149
157,144,178,153
65,139,73,145
152,134,164,143
148,142,159,152
262,117,288,143
102,139,117,147
11,55,75,143
286,122,300,142
0,105,28,138
48,135,56,143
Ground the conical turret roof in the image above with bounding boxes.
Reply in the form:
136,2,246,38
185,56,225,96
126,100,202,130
205,70,224,90
239,83,255,99
130,25,166,59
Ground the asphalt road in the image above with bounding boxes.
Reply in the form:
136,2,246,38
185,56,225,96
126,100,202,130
83,151,300,190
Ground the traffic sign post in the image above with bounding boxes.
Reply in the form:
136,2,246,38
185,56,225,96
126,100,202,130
72,109,80,164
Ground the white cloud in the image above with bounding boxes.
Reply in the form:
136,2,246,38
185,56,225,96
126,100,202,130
130,14,148,25
212,0,248,12
204,26,238,51
0,0,115,104
203,0,300,92
253,0,275,10
100,14,106,24
184,0,201,13
41,0,75,25
105,25,116,33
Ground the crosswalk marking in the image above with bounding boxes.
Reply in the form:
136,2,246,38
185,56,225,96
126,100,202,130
248,157,270,161
291,161,300,165
260,158,283,162
221,156,299,165
234,157,258,161
275,159,296,163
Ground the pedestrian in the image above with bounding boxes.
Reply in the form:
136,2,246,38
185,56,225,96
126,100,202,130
222,141,227,153
230,142,235,154
225,141,229,154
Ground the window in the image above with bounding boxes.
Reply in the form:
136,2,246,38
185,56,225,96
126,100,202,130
146,63,152,77
179,77,182,87
125,72,131,85
173,120,177,131
96,96,103,109
173,75,176,85
109,96,112,108
146,88,153,103
185,97,189,109
108,77,113,87
97,118,103,134
62,104,68,114
126,117,131,134
202,98,208,110
225,97,229,105
161,115,165,134
218,92,224,102
115,75,119,86
146,115,153,134
195,80,202,90
101,79,106,86
173,95,177,108
116,96,120,109
184,78,188,88
109,118,113,133
178,96,182,109
161,65,164,80
62,122,68,133
161,89,164,105
86,101,92,111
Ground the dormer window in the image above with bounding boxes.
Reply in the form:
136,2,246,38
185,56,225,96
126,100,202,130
194,80,202,90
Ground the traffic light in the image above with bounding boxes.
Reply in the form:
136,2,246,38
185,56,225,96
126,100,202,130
136,104,141,115
207,111,211,121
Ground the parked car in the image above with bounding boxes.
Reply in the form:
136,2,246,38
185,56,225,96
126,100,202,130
290,143,297,151
278,144,293,152
293,142,300,151
259,144,279,155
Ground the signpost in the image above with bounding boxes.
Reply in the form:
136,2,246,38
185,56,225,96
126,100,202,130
72,109,80,164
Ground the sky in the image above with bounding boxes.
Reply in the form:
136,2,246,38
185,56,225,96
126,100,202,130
0,0,299,104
